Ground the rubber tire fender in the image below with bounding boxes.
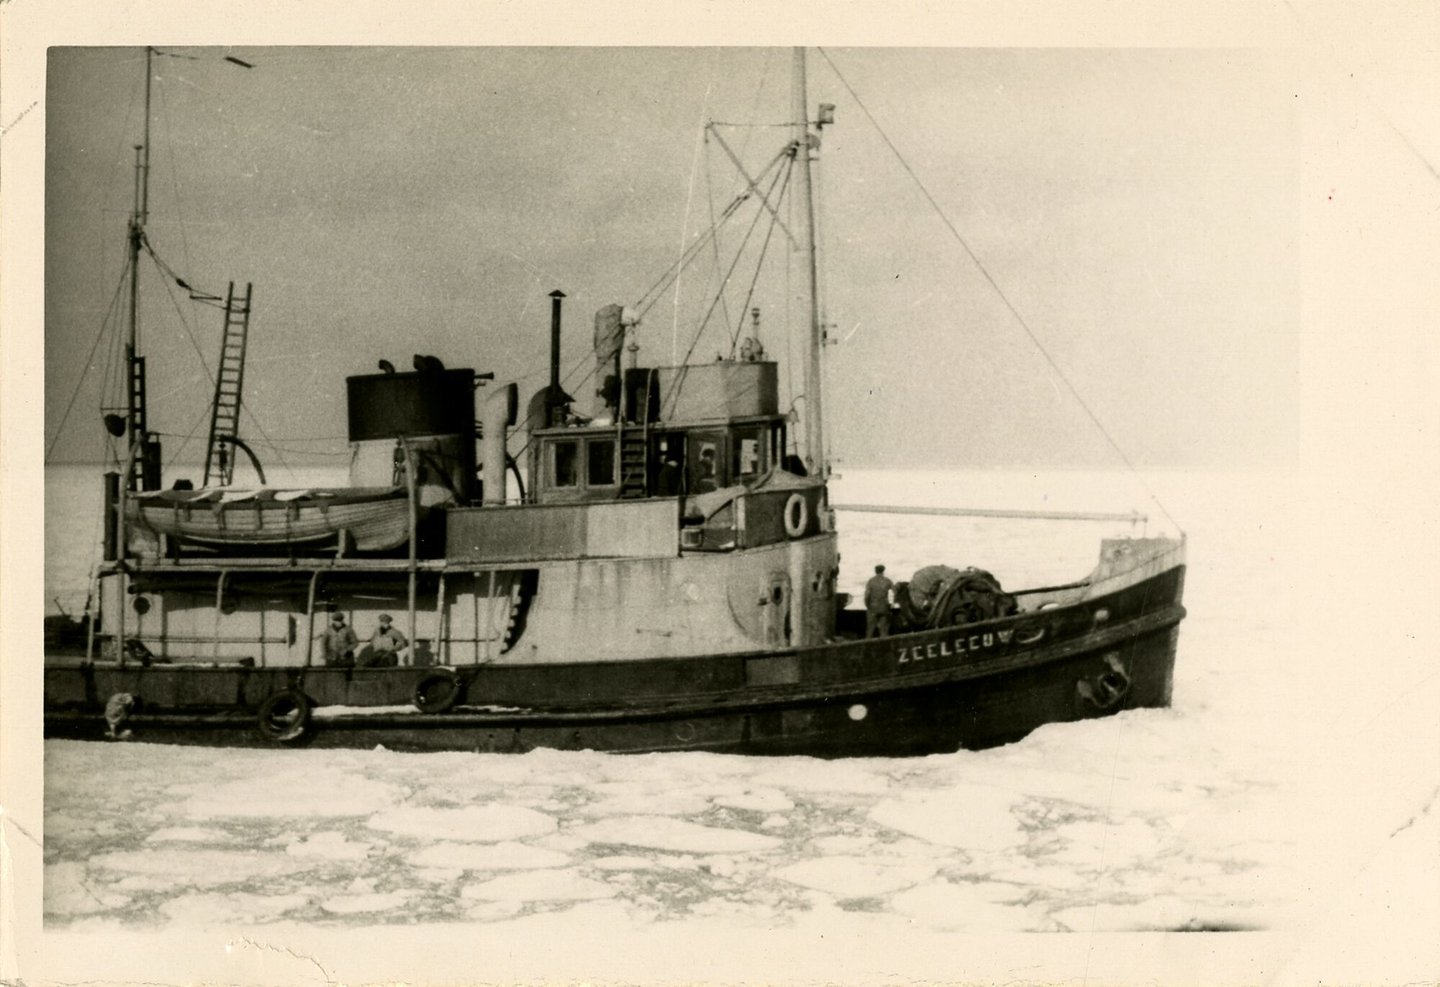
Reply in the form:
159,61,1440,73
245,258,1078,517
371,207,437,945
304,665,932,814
413,669,464,714
256,687,313,744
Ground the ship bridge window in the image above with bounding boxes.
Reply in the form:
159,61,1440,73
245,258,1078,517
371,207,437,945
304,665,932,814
587,438,616,486
734,430,764,480
551,440,579,488
688,434,724,493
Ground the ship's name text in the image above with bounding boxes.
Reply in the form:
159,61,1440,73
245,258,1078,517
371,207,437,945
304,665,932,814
897,628,1013,665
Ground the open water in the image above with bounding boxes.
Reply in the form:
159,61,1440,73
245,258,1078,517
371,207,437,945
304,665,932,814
35,464,1439,984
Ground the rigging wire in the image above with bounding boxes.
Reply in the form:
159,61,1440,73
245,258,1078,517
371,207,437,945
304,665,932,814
154,69,199,306
670,77,717,364
667,161,787,400
702,132,734,334
165,400,217,467
45,263,133,463
632,148,789,320
736,48,776,165
816,47,1182,533
148,243,218,382
729,165,793,355
144,243,295,481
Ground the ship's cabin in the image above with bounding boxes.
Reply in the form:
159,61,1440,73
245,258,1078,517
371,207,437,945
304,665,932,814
526,358,801,506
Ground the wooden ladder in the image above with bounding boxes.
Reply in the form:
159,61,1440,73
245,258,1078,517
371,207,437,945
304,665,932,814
203,282,254,487
618,428,648,499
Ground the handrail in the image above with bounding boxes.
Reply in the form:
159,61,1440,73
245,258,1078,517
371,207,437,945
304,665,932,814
832,503,1146,524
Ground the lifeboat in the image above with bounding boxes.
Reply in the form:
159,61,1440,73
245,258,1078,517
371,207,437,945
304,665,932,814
125,483,455,551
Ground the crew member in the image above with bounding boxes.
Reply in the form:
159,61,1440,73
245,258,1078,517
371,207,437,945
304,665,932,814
864,564,894,638
656,458,681,496
366,612,408,667
695,446,718,493
319,611,358,666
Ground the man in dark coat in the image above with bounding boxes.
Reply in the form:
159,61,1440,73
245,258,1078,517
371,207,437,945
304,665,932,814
319,612,358,666
864,564,894,638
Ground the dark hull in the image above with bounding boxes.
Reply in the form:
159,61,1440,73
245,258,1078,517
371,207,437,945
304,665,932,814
45,566,1184,757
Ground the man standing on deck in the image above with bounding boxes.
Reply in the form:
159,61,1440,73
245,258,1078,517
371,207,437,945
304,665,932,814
319,612,358,666
366,613,408,667
865,564,894,638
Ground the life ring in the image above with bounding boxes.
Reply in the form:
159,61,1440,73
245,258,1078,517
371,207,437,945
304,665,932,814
256,688,312,744
413,669,464,714
783,493,809,538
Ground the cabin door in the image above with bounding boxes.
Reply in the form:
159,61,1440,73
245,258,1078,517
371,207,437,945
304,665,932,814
761,572,792,648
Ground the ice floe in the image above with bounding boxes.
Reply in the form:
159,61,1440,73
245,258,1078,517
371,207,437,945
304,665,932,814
160,891,311,925
405,840,571,871
146,826,232,843
366,804,557,842
869,783,1027,851
461,868,617,902
320,891,414,915
712,787,795,813
89,849,311,888
286,831,374,862
44,862,129,916
182,767,400,818
568,816,782,854
774,856,938,898
586,855,664,872
890,880,1043,931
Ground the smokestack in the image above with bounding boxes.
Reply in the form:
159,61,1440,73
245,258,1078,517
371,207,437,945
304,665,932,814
482,383,518,506
593,303,625,420
548,290,565,426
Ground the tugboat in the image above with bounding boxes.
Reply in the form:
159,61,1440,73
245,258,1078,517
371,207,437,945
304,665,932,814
44,48,1186,755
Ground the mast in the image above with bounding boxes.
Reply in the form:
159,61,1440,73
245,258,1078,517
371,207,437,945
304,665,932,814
792,47,825,476
124,46,154,491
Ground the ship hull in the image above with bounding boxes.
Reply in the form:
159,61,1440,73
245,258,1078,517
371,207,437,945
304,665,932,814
44,564,1184,757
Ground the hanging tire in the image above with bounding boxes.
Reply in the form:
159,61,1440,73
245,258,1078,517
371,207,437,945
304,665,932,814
1076,653,1131,712
783,493,809,538
256,688,312,744
413,669,464,714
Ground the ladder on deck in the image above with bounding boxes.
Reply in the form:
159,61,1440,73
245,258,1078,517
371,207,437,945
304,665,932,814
619,429,648,498
126,353,149,491
203,282,254,488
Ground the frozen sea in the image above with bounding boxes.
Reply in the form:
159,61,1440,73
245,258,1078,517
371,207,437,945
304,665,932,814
25,464,1440,984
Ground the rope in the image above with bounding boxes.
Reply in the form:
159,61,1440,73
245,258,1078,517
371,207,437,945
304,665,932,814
634,148,788,320
702,133,734,334
816,47,1182,534
729,164,792,355
670,79,716,364
665,158,788,417
147,243,217,382
165,400,216,465
144,246,295,482
155,72,199,304
46,262,131,463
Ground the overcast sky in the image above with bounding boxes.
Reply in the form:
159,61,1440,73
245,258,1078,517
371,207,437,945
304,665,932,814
44,46,1299,470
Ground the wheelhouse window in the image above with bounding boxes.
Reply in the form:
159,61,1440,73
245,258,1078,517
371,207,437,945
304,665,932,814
551,440,578,487
734,430,764,479
688,433,724,493
587,438,616,486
